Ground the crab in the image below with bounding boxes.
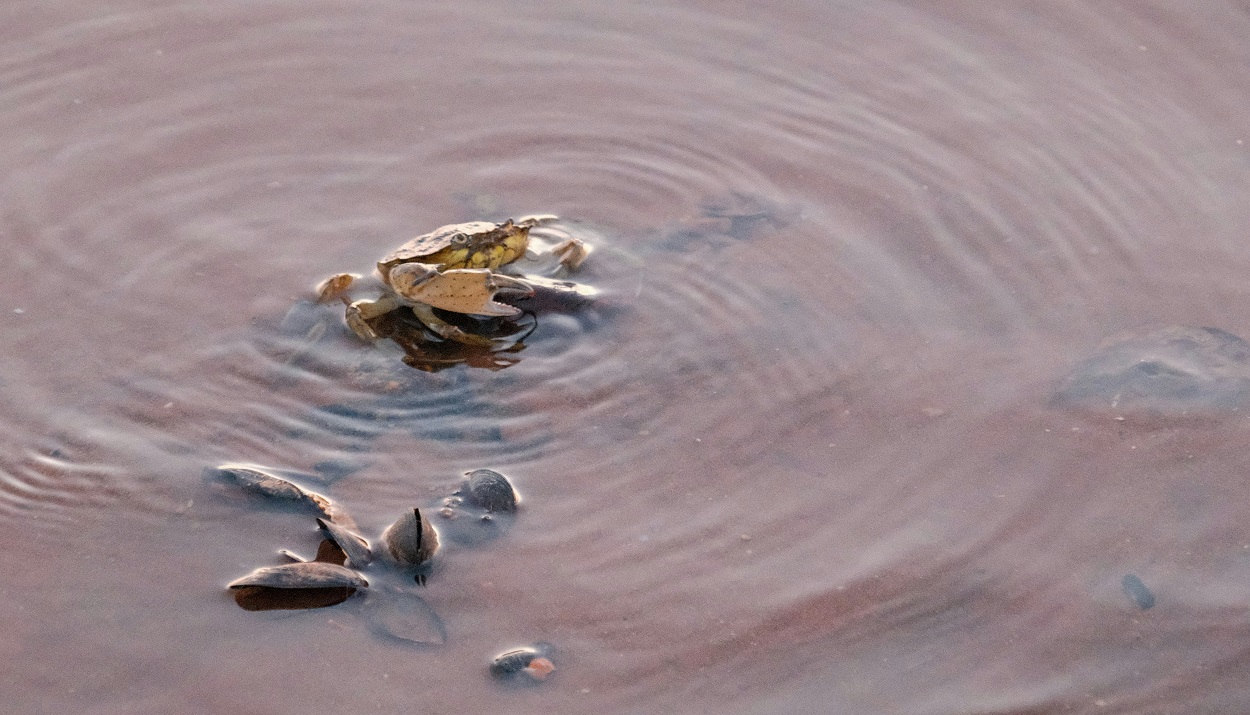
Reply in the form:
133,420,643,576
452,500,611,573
319,215,594,347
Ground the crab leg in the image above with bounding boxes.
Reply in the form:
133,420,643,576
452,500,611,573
409,304,496,347
345,294,402,341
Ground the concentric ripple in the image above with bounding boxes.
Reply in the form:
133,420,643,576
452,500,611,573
4,0,1250,713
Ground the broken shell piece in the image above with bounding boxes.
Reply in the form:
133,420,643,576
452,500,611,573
551,236,591,271
317,518,372,567
228,562,367,611
464,469,518,513
489,643,556,681
379,508,439,567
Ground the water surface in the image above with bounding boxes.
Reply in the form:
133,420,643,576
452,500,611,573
4,1,1250,713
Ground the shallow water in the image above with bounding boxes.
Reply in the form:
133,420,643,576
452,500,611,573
4,1,1250,712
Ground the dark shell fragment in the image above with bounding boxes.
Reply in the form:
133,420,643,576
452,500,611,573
232,585,360,611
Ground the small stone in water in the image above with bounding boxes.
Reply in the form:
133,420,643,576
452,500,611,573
489,643,555,682
524,657,556,680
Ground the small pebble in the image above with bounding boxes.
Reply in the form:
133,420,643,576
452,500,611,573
524,657,556,681
489,643,555,682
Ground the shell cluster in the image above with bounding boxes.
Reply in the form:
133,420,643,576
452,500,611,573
217,464,520,628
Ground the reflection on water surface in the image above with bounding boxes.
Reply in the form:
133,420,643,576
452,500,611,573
3,1,1250,713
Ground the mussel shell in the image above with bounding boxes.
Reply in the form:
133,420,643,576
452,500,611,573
317,518,372,567
232,585,360,611
379,508,439,566
213,464,334,518
228,562,367,611
228,562,367,590
464,469,518,513
213,463,362,531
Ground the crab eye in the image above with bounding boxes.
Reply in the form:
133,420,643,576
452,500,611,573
450,233,468,245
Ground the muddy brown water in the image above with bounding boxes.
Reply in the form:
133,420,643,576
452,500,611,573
4,1,1250,713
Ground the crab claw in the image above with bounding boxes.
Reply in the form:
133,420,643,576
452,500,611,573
389,264,534,317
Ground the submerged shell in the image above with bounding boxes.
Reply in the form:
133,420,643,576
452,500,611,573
228,561,367,590
229,561,366,611
464,469,518,513
379,508,440,566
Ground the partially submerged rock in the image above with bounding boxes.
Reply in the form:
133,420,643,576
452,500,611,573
1052,326,1250,415
1121,574,1156,610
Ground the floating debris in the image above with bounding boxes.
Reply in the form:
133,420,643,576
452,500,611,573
362,585,448,646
